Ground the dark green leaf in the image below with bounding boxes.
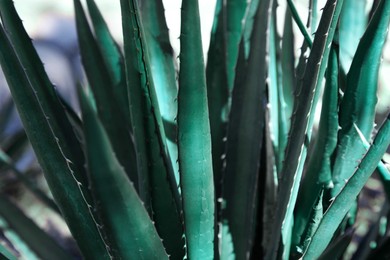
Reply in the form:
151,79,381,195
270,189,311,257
267,1,345,258
292,46,339,254
74,0,138,188
222,0,272,258
178,0,215,258
139,0,179,182
332,0,390,198
80,88,168,259
120,0,183,257
304,114,390,259
0,6,109,258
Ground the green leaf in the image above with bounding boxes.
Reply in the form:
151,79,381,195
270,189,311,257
79,88,168,259
120,0,183,257
74,0,138,188
266,1,345,258
292,46,339,254
287,0,313,47
332,0,390,198
0,195,71,260
339,0,367,72
242,0,260,58
354,123,390,201
260,112,278,253
300,190,324,254
206,0,228,213
309,0,319,34
222,0,272,258
205,1,228,257
226,0,248,90
303,114,390,259
0,5,109,258
268,11,280,158
0,0,88,189
317,228,354,260
85,0,131,127
178,0,215,259
280,7,295,139
139,0,179,183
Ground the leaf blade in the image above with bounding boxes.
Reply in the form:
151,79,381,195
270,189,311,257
178,0,215,258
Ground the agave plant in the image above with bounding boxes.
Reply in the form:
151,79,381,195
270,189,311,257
0,0,390,259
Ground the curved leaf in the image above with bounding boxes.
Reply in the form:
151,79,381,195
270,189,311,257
266,1,345,258
74,0,138,188
139,0,179,182
292,46,339,254
332,0,390,198
0,8,109,259
119,1,184,257
304,114,390,259
80,88,168,259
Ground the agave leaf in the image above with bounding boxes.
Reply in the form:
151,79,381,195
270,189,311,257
139,0,179,182
287,0,313,47
57,94,84,142
74,0,138,188
299,190,324,255
178,0,215,258
303,113,390,259
332,0,390,198
0,195,70,260
369,0,382,20
220,41,248,260
205,1,227,257
226,0,248,90
260,111,278,254
269,4,288,174
0,0,88,188
354,123,390,201
267,1,345,258
280,7,295,135
222,0,272,258
119,1,184,257
268,11,280,159
242,0,260,58
79,88,169,259
206,0,226,170
0,6,109,259
309,0,319,34
317,228,354,260
339,0,367,72
292,46,339,254
0,148,60,215
85,0,131,126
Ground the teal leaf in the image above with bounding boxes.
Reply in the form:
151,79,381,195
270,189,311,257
178,0,215,258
